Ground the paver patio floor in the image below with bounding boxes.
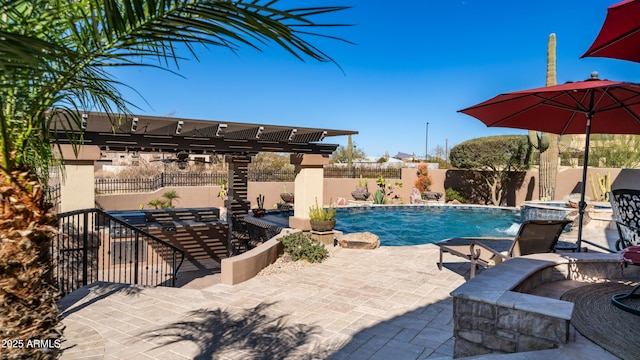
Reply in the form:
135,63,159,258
58,228,618,360
59,244,466,359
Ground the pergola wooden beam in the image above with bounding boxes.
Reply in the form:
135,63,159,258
51,111,356,156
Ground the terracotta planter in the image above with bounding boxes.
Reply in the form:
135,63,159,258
351,190,371,201
280,192,295,204
252,208,266,218
310,219,336,232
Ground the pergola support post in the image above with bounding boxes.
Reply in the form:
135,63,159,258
225,155,252,254
288,154,330,230
224,155,252,215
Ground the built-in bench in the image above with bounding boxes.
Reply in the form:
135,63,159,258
450,252,640,358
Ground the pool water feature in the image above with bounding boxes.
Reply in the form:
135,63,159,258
520,200,614,231
335,206,520,246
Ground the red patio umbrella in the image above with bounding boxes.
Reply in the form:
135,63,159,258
458,72,640,250
582,0,640,63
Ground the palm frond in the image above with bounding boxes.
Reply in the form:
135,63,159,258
0,0,351,179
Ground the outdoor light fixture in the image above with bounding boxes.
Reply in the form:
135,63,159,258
288,129,298,141
81,114,88,130
175,121,183,135
215,123,227,137
256,126,264,139
131,117,138,132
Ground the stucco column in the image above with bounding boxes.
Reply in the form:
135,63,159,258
56,145,101,213
289,154,330,230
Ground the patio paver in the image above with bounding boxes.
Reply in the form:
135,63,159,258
58,235,617,359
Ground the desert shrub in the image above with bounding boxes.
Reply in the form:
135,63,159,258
414,163,432,193
445,188,466,203
373,175,403,204
279,233,328,263
450,135,531,206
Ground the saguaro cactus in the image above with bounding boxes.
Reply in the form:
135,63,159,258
589,172,611,201
529,33,560,201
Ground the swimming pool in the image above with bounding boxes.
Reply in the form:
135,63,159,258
335,206,520,246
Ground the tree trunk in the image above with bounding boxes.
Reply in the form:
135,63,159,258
0,168,62,359
488,177,501,206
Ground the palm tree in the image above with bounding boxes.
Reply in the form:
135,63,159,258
0,1,349,358
162,190,180,208
147,198,166,210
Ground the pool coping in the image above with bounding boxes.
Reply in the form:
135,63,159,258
336,203,519,212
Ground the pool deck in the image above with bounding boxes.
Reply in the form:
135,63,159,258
57,226,619,360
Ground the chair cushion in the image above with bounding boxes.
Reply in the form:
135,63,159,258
622,245,640,265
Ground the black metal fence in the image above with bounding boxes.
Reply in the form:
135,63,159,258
54,209,184,296
46,183,61,212
95,167,402,194
96,172,227,194
248,170,296,182
323,166,403,179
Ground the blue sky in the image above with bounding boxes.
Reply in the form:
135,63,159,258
111,0,640,158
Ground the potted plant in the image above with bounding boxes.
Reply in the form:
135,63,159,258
351,175,370,201
280,184,295,204
252,194,266,217
309,198,336,232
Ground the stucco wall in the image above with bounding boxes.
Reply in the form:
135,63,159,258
97,186,224,210
95,167,626,211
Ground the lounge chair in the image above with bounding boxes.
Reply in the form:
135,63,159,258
610,189,640,251
437,219,571,278
438,237,513,273
469,219,571,278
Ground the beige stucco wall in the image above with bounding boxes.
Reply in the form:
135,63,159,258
95,167,628,211
61,163,98,212
553,167,622,201
97,186,224,210
247,182,294,210
220,231,291,285
57,145,101,213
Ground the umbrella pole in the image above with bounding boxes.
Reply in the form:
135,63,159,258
576,113,593,252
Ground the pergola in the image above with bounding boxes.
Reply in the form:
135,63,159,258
52,111,357,230
52,112,356,156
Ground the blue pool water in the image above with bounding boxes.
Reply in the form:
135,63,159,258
335,206,521,246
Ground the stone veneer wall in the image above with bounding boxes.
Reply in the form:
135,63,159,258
453,297,570,356
520,203,573,222
451,253,640,358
